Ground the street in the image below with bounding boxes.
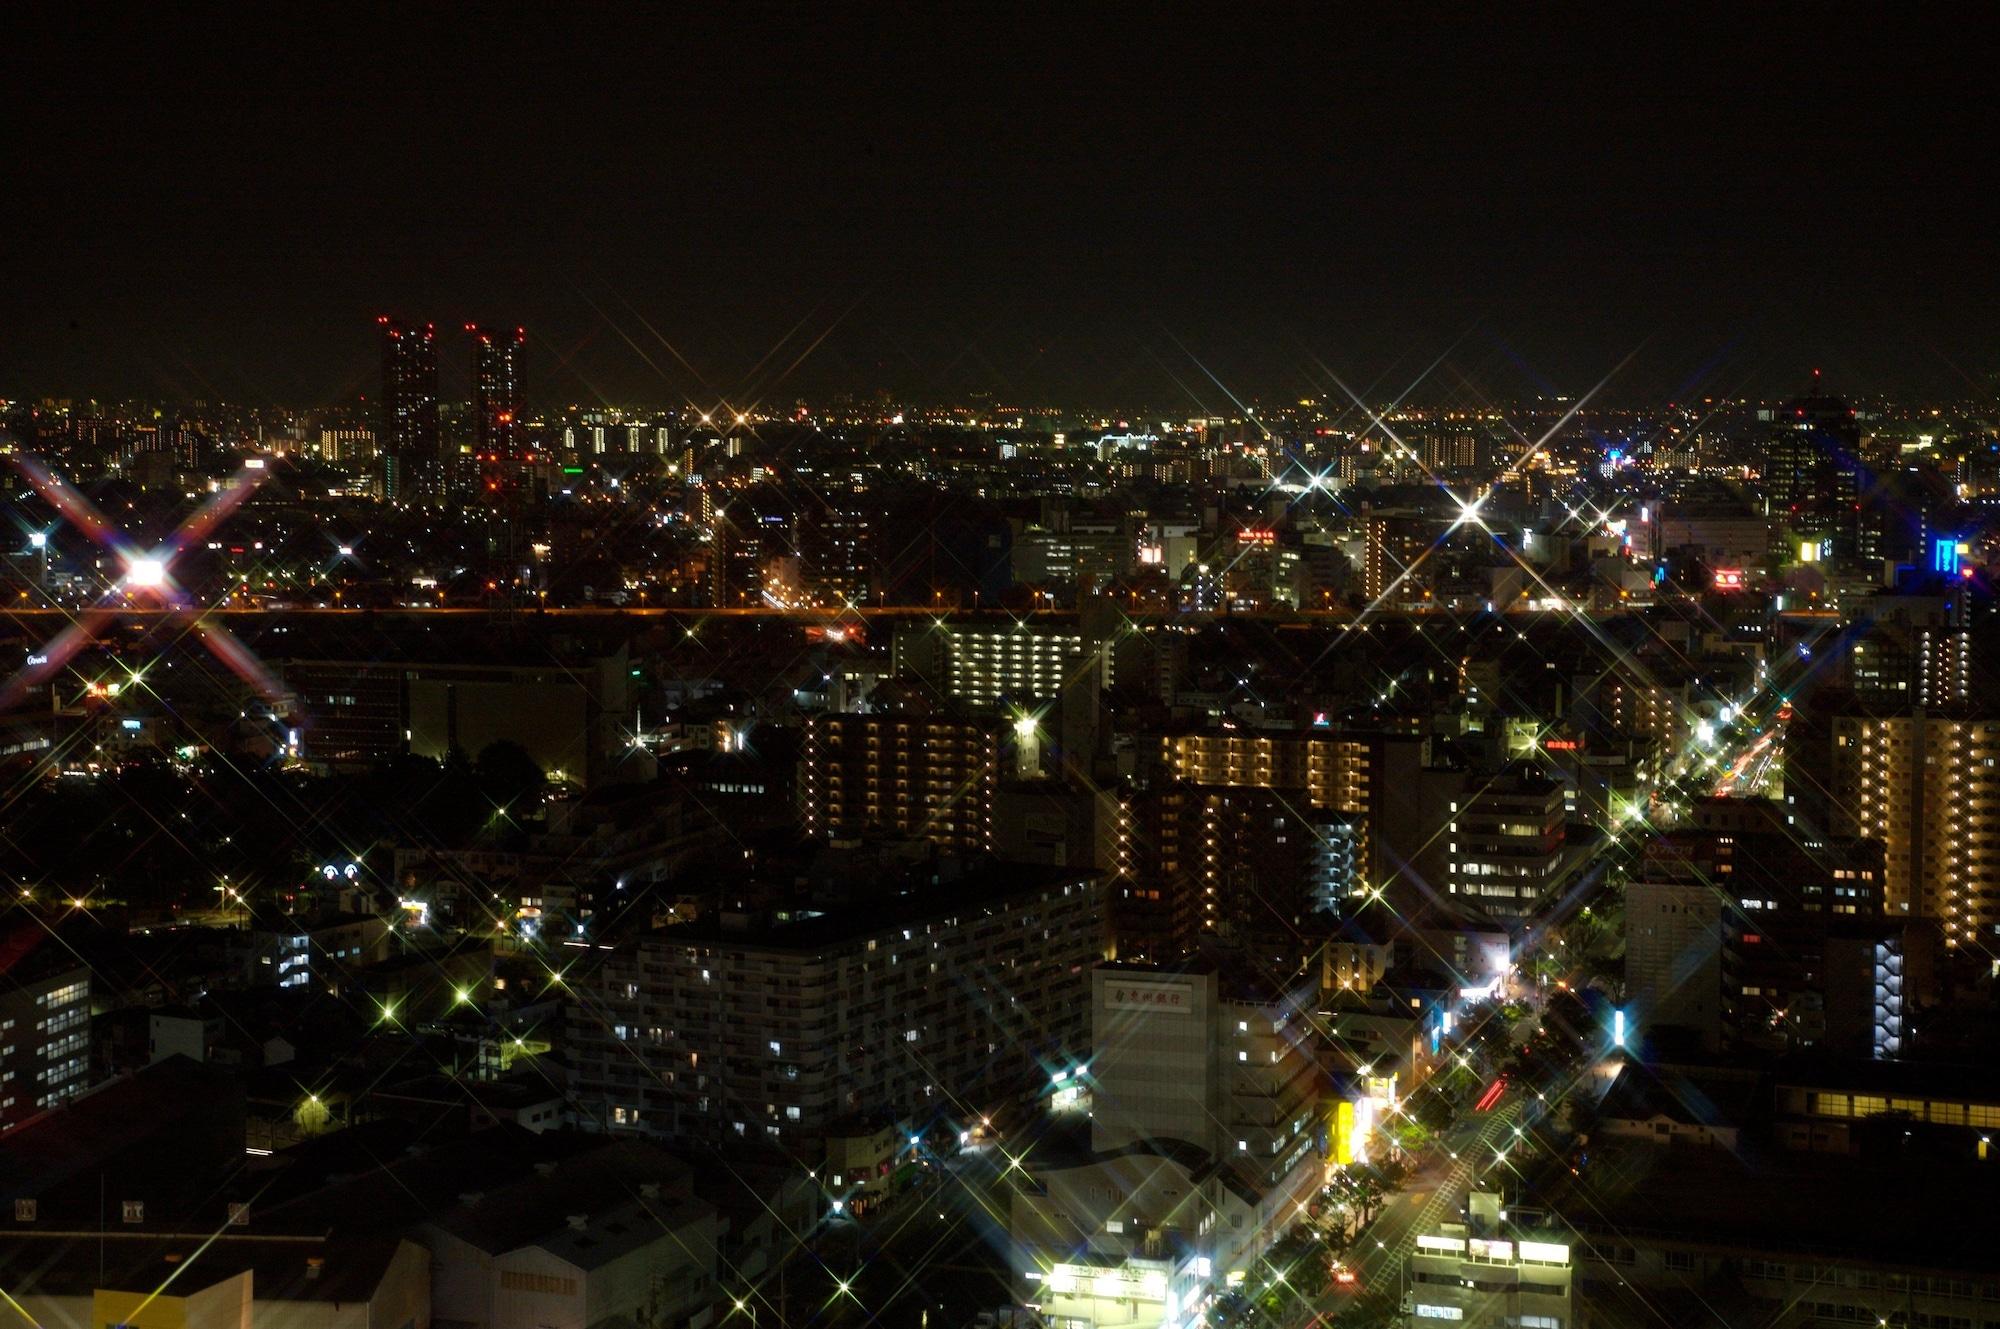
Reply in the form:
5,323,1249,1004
1333,1098,1526,1322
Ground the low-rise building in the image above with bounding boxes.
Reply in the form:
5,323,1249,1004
0,1234,432,1329
419,1142,720,1329
1405,1192,1573,1329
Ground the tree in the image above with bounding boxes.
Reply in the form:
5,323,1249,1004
1388,1117,1432,1152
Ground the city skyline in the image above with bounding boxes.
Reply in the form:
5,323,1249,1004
9,10,2000,1329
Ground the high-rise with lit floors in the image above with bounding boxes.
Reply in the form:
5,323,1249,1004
802,700,1003,851
1807,708,2000,948
1112,783,1355,971
469,322,525,490
892,621,1106,709
1446,765,1566,918
1845,591,1973,707
1763,374,1867,558
377,315,439,503
566,858,1105,1151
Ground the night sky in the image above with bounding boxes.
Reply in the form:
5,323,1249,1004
4,5,1996,410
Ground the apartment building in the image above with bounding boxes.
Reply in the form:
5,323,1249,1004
801,706,1002,851
0,924,92,1131
1846,592,1973,707
1151,730,1384,898
892,620,1109,708
1113,783,1356,970
1813,709,2000,946
567,862,1106,1150
1446,766,1566,917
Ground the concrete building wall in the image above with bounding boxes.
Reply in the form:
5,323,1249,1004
1090,969,1216,1154
1625,879,1723,1051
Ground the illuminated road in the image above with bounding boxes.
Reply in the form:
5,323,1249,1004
1712,706,1789,799
1704,696,1800,800
1331,1099,1526,1321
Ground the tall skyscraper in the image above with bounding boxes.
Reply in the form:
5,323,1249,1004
376,316,439,503
469,323,525,482
1764,371,1867,556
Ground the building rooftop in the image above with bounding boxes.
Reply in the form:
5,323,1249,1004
0,1056,243,1203
251,1123,597,1230
648,858,1096,953
1098,952,1309,1007
421,1139,706,1270
0,1232,412,1303
1533,1136,2000,1273
1766,1053,2000,1104
0,916,91,982
1595,1062,1761,1131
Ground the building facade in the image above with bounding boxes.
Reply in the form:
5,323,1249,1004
1816,709,2000,946
566,865,1105,1151
0,929,91,1131
377,316,439,503
1113,783,1355,971
1009,961,1325,1329
1406,1192,1573,1329
801,708,1002,850
1446,766,1566,917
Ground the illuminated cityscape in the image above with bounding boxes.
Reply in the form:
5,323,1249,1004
4,9,2000,1329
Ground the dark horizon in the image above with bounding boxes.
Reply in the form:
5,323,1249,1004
5,6,1998,410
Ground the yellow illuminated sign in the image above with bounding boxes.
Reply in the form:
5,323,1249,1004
1333,1099,1357,1165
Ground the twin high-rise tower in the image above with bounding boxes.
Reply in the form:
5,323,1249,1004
376,316,439,503
470,324,525,461
375,317,524,503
